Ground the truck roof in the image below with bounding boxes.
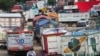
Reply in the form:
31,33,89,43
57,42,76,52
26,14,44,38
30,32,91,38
0,13,22,18
7,31,33,34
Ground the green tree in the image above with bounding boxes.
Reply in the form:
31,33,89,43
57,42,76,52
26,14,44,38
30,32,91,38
15,0,26,3
48,0,56,6
0,0,15,11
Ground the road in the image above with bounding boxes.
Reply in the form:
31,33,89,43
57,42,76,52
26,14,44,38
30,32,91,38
0,40,42,56
0,49,8,56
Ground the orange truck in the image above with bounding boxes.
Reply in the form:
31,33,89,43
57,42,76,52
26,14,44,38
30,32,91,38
6,30,34,55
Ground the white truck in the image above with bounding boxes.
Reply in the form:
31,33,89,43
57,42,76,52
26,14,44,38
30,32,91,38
0,13,24,30
0,13,24,48
58,5,90,28
0,27,6,48
7,30,34,55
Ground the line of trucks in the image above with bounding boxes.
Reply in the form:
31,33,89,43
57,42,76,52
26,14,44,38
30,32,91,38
0,4,99,56
0,13,34,55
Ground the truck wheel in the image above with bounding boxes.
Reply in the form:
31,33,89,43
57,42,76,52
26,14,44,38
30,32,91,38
8,51,12,56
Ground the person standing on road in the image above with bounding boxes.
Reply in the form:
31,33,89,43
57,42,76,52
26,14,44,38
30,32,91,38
27,49,36,56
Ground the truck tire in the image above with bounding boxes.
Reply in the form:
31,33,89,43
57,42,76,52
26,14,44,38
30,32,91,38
0,43,7,49
8,50,13,56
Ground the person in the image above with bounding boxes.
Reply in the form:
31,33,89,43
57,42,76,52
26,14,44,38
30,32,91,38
27,49,36,56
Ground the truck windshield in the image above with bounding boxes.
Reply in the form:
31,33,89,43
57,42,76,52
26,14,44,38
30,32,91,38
77,22,86,27
59,9,79,13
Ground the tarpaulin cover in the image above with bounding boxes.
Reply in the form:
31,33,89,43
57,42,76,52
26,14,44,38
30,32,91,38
36,19,50,26
47,12,59,20
35,19,59,34
35,19,49,34
96,26,100,30
42,28,67,35
71,29,99,36
71,31,84,36
75,1,100,12
34,15,50,21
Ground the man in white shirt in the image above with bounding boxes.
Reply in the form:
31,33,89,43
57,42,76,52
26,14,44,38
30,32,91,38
27,49,36,56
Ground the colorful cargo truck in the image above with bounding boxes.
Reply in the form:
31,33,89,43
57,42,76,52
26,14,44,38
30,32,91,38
6,30,34,55
0,13,24,30
0,13,24,47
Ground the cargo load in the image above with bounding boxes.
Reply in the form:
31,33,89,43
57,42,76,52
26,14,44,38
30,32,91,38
0,13,24,31
41,27,100,56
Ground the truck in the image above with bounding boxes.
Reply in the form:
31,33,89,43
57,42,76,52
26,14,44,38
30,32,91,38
0,13,24,47
7,29,34,55
0,27,6,48
58,5,90,30
0,13,24,30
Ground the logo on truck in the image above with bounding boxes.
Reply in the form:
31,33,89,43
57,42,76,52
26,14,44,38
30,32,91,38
16,38,24,45
64,36,86,53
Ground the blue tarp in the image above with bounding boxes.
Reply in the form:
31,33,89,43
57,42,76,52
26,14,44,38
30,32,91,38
71,31,84,36
71,29,99,36
96,26,100,30
36,19,50,26
35,19,50,34
35,19,58,35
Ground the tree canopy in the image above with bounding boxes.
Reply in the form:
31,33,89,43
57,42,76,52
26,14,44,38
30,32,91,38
0,0,15,11
48,0,56,6
16,0,26,3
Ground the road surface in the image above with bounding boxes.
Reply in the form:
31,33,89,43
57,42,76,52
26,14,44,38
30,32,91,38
0,40,42,56
0,49,8,56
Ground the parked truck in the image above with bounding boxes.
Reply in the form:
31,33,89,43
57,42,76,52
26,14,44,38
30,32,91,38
58,5,90,30
0,27,6,48
0,13,24,48
7,29,34,55
0,13,24,30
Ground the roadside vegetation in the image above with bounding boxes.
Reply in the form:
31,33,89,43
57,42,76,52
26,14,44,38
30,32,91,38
0,0,15,11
